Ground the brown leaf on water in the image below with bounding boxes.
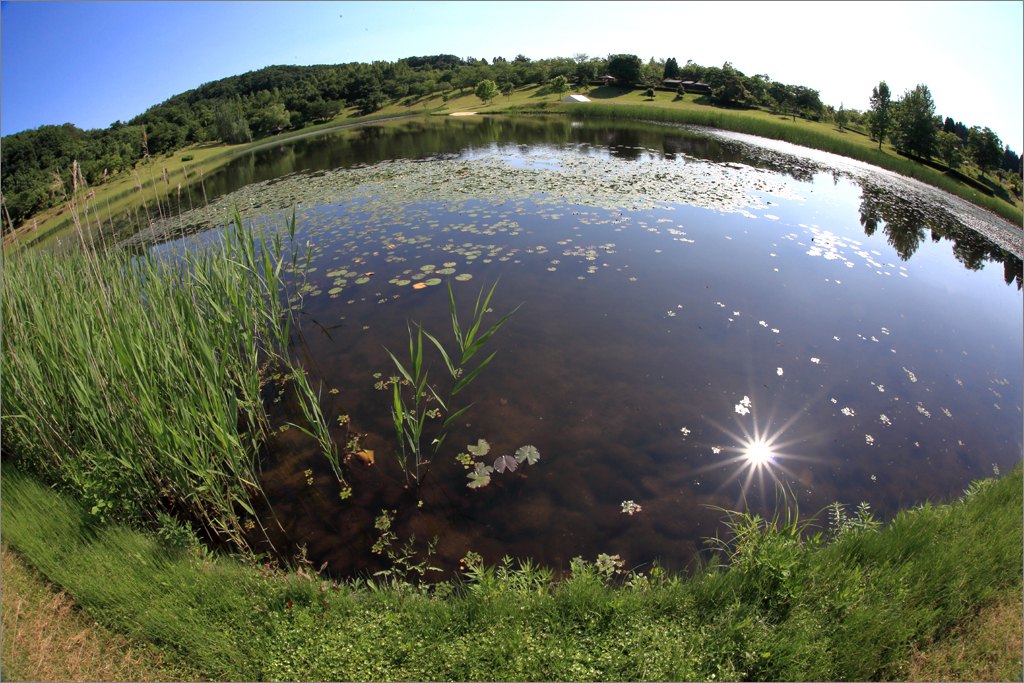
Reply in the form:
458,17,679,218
355,449,375,466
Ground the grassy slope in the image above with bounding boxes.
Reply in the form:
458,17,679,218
8,84,1020,251
2,465,1020,682
1,544,196,682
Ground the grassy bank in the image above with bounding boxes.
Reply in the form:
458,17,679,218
2,464,1019,681
9,84,1020,253
1,204,338,550
3,109,430,251
1,544,195,681
541,98,1021,225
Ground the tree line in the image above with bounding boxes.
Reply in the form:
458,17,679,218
2,53,1019,229
859,80,1020,194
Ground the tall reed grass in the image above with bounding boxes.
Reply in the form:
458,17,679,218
1,191,327,549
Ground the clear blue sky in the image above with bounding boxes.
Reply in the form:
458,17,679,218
2,1,1022,151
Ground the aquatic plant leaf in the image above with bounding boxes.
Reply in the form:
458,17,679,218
494,455,518,473
467,439,490,456
515,445,540,465
467,462,494,488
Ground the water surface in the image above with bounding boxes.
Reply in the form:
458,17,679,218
145,116,1023,577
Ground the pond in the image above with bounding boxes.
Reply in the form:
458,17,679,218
137,115,1023,578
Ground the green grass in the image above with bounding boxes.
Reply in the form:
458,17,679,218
4,109,431,251
1,543,195,682
0,197,338,549
3,463,1019,681
544,98,1022,225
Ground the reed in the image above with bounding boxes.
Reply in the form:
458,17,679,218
384,281,518,484
1,190,321,548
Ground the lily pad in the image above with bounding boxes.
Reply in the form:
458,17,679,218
515,445,540,465
467,439,490,456
355,276,370,285
425,277,442,286
494,455,518,473
467,462,494,489
455,273,473,282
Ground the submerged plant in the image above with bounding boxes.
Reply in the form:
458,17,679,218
384,281,519,485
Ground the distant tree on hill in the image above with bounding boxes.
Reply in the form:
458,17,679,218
214,100,252,144
708,62,750,106
937,131,964,169
549,75,569,100
663,57,680,80
474,79,499,105
868,81,892,148
835,104,848,132
967,126,1003,177
1001,146,1021,175
249,103,291,137
606,54,642,86
891,84,936,160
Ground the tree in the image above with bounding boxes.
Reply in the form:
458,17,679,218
249,102,291,137
835,103,848,132
549,75,569,100
474,79,499,105
1000,146,1021,175
966,126,1002,177
708,63,749,106
663,57,680,79
214,100,252,144
641,56,663,85
891,84,936,160
937,130,964,169
868,81,892,149
606,54,642,86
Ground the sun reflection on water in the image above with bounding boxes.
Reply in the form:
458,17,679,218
695,400,824,507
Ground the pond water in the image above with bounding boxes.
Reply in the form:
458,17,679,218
140,116,1023,578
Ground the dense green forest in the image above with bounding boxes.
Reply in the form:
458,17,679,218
2,53,1020,229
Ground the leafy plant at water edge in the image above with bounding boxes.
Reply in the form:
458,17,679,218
369,509,442,587
827,501,881,539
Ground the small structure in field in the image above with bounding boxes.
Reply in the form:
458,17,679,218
561,94,591,103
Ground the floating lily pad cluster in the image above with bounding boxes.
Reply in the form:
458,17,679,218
462,439,541,489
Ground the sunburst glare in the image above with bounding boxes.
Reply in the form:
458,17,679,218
690,394,828,508
743,438,776,466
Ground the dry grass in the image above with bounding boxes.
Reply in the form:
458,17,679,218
907,587,1024,682
1,544,192,682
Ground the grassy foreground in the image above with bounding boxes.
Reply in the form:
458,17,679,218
2,464,1019,681
1,544,195,681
